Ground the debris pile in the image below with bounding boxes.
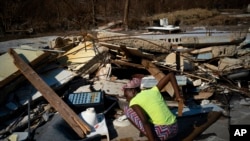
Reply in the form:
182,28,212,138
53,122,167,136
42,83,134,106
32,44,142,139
0,25,250,140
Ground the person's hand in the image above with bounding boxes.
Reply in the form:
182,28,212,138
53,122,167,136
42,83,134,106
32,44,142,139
175,96,184,103
176,96,184,116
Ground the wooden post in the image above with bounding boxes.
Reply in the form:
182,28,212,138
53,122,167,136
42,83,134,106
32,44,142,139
8,48,91,138
141,59,174,97
123,0,130,31
91,0,96,26
176,51,180,72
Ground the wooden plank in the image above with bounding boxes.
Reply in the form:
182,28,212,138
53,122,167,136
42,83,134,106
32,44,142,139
141,59,174,97
119,137,134,141
99,42,154,60
182,111,222,141
194,91,214,100
57,41,96,71
8,48,90,138
111,59,145,69
190,47,212,54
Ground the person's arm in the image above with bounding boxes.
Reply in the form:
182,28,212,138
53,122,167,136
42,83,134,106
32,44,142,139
156,72,183,101
130,105,160,141
156,72,184,116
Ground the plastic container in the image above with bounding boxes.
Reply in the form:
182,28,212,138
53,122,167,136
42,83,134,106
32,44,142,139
80,107,98,127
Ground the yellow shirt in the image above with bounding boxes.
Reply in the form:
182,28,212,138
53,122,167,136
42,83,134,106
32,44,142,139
130,86,176,125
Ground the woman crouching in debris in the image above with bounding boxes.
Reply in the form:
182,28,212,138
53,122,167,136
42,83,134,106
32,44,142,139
122,72,183,141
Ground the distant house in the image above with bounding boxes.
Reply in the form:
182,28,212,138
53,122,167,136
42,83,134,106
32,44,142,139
145,18,181,34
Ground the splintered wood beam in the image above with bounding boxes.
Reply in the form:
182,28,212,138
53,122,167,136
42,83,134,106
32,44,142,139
8,48,90,138
182,111,222,141
111,59,144,69
141,59,174,97
120,45,132,59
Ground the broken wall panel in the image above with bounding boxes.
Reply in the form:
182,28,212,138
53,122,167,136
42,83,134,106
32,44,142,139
57,41,97,71
0,49,51,105
93,79,129,97
180,33,246,48
0,49,50,87
211,45,237,57
190,45,237,60
97,31,172,53
8,48,90,138
3,67,77,115
218,57,243,71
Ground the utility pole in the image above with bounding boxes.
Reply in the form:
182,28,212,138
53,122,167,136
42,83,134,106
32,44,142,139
123,0,130,31
91,0,96,27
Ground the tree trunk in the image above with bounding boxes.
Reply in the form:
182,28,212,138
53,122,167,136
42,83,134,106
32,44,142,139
123,0,130,31
91,0,96,27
